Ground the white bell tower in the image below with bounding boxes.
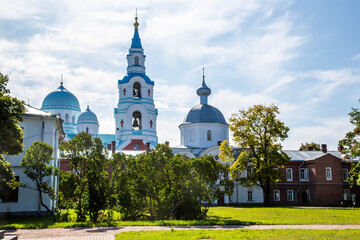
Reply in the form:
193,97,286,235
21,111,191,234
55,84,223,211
114,15,158,151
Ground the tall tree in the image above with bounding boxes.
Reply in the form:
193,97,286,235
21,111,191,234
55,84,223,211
339,100,360,187
61,132,92,221
0,72,25,195
21,141,59,222
85,137,109,222
219,104,290,205
61,132,109,222
299,142,321,151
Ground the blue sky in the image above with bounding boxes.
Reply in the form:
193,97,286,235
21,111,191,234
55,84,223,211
1,0,359,150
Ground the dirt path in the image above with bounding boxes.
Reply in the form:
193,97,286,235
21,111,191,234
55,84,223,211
6,225,360,240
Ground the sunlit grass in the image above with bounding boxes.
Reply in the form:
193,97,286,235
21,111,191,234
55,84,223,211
115,229,360,240
1,206,360,229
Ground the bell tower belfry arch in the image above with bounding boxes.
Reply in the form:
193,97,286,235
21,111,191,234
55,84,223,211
114,15,158,151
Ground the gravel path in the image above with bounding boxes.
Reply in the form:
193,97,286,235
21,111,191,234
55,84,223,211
6,225,360,240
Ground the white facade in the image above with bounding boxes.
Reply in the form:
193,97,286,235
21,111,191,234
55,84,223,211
0,106,64,216
180,122,229,149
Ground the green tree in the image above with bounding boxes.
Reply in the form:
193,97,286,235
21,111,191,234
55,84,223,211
219,104,290,205
112,144,233,220
21,141,59,222
339,100,360,187
85,137,109,222
61,132,110,222
58,170,77,210
299,142,320,151
0,72,25,195
61,132,92,221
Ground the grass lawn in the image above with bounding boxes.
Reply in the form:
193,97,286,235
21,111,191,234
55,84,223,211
1,206,360,229
115,229,360,240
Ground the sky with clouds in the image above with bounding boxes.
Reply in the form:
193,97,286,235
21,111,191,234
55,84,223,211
1,0,360,150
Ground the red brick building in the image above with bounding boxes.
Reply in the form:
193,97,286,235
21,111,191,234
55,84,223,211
270,145,360,206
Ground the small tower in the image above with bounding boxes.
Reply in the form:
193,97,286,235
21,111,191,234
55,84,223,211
179,68,229,148
77,105,99,135
114,15,158,151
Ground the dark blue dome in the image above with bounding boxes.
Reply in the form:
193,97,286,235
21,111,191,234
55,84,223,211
184,104,227,124
41,84,80,111
78,107,98,124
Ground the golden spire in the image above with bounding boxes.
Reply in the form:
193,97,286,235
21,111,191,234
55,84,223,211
134,8,139,30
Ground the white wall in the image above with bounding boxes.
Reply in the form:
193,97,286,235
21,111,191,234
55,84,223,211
0,114,62,215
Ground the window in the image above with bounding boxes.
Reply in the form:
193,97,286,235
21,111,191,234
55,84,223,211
65,113,69,123
0,176,19,202
247,190,253,201
133,82,141,98
207,130,211,141
189,130,194,142
287,190,294,201
342,168,349,182
344,189,350,201
300,168,309,181
86,127,89,133
247,166,252,177
58,113,61,118
326,167,332,180
286,168,293,181
72,116,75,124
273,190,280,201
134,143,140,150
132,111,142,130
135,56,139,65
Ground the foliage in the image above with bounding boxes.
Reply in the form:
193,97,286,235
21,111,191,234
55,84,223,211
85,137,109,222
60,132,109,222
21,141,59,222
219,104,290,205
0,72,25,195
58,170,77,209
339,100,360,187
110,144,233,220
299,142,320,151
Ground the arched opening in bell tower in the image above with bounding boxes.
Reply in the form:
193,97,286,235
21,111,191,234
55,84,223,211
133,82,141,98
132,111,142,130
135,56,139,66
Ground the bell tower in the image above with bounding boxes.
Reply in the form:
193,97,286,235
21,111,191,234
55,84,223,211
114,15,158,151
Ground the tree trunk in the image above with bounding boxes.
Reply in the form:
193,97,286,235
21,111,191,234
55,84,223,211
262,180,271,206
38,188,57,222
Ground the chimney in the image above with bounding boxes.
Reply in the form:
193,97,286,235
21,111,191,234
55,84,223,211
107,144,111,150
307,146,313,151
146,142,151,151
217,141,222,146
321,144,327,153
165,141,169,146
338,145,344,153
111,141,116,154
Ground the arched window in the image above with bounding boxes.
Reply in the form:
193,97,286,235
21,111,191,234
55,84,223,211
134,143,140,150
72,116,75,124
133,82,141,98
65,113,69,123
86,127,89,133
207,130,211,141
135,56,139,66
190,130,194,142
132,111,142,130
